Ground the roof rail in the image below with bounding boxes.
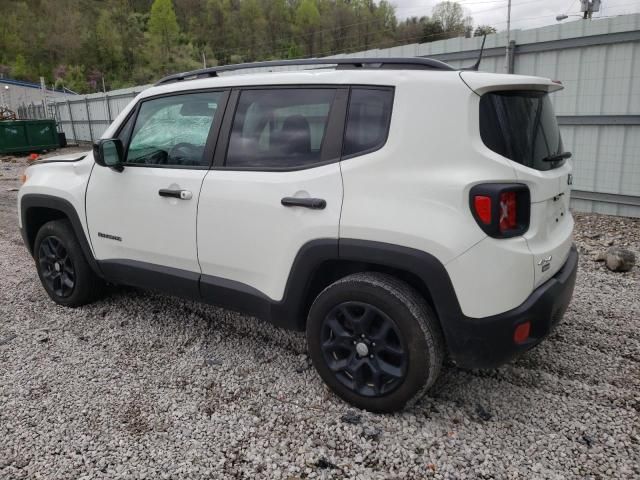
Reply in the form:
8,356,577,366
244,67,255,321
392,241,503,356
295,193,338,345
154,57,455,85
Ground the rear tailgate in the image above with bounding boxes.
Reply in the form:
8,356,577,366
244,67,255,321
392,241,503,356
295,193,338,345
518,161,574,288
461,71,574,287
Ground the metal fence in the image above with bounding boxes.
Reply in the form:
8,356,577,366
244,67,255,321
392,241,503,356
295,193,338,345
46,13,640,217
49,85,149,144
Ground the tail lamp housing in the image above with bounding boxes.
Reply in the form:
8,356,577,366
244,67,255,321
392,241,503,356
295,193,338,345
469,184,530,238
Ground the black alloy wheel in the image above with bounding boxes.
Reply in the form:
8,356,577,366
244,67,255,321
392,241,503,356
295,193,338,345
38,236,76,298
34,219,105,307
307,272,445,412
320,301,408,397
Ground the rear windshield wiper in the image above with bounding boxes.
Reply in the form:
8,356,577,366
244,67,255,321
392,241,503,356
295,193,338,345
542,151,572,162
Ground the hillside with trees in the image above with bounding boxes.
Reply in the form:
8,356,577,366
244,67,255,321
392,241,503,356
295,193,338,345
0,0,493,93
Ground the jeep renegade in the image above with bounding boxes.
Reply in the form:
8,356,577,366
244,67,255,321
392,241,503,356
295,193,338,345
18,58,578,412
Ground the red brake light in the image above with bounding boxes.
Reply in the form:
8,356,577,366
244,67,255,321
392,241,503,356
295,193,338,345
473,196,492,224
499,191,517,232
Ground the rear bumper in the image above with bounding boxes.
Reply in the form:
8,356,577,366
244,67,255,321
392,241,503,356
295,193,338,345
445,244,578,369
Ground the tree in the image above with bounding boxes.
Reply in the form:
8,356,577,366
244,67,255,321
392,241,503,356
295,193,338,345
0,0,477,90
422,17,446,43
11,54,29,80
204,0,233,64
238,0,266,60
95,8,124,79
474,25,497,37
431,1,466,38
463,15,474,38
261,0,290,58
0,3,24,65
329,0,357,54
295,0,320,57
63,65,87,93
148,0,180,69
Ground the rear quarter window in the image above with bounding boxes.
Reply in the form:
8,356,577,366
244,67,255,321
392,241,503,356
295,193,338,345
342,88,394,158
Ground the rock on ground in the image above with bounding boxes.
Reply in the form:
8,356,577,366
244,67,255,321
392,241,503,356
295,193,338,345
601,246,636,272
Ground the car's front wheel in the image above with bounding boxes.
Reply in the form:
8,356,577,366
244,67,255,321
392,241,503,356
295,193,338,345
34,219,105,307
306,272,444,412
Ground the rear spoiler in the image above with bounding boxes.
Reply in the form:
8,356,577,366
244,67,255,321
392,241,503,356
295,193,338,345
459,71,564,95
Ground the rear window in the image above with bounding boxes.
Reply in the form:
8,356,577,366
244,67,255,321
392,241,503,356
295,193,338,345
480,91,565,171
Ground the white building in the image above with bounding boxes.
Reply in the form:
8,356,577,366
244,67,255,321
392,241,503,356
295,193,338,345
0,78,76,116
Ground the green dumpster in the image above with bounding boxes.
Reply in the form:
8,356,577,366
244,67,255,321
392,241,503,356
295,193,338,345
0,119,59,154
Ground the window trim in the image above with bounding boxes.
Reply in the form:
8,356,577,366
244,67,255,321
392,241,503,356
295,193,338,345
341,85,395,161
111,83,395,172
114,88,231,170
212,85,349,172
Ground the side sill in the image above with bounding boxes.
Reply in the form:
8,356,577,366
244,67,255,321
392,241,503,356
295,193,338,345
99,260,200,299
96,237,339,332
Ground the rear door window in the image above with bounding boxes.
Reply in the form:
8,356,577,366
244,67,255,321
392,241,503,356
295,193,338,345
225,88,336,169
342,88,394,158
479,91,565,171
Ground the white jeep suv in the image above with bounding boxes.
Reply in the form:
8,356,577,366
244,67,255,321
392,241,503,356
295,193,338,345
18,58,578,412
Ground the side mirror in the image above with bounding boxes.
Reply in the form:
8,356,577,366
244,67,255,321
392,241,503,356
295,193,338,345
93,139,124,171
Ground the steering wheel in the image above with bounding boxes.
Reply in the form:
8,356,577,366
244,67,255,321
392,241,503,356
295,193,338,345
169,142,200,164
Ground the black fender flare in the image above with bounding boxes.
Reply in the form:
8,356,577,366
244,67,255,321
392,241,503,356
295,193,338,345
337,239,464,324
267,238,464,332
20,193,104,278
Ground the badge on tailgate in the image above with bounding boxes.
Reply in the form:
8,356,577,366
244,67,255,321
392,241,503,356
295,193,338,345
538,255,553,272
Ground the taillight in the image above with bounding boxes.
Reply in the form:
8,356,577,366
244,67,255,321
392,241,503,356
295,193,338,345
499,191,517,232
470,184,530,238
473,196,492,224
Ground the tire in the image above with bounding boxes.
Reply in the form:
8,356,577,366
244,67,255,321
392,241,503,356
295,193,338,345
34,219,105,307
306,272,444,413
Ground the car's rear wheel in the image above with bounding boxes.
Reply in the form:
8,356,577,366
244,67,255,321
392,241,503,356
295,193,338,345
34,220,105,307
306,272,444,412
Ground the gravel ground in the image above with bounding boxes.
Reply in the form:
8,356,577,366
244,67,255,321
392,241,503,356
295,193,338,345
1,150,639,479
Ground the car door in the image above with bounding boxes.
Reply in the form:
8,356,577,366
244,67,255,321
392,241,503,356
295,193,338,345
86,90,228,294
197,87,347,302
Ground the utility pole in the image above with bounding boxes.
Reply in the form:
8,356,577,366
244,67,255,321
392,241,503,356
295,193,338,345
505,0,512,73
40,76,48,118
581,0,601,19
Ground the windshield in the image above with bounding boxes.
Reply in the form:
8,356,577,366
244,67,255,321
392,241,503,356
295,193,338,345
479,90,565,171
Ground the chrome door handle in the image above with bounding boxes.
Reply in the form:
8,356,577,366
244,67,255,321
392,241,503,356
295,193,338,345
159,189,192,200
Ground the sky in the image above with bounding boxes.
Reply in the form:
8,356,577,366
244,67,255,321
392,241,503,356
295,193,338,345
392,0,640,31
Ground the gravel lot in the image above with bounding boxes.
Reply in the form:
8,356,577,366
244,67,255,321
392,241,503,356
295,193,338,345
1,150,639,479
